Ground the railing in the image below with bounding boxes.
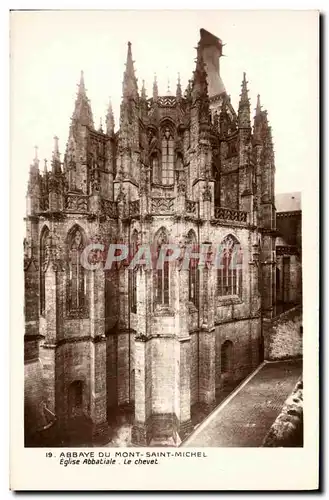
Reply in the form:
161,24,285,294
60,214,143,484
129,199,140,217
65,193,88,212
276,245,299,256
151,197,175,214
185,199,198,215
102,199,118,218
214,206,247,223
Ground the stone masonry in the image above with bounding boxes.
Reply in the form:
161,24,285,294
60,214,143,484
24,28,280,446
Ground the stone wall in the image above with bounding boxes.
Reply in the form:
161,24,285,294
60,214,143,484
262,378,303,447
215,317,261,388
263,306,302,361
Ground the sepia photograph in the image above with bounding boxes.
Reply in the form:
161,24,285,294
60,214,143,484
10,8,319,490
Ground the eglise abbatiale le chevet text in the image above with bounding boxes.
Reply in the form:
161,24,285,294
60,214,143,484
24,28,301,446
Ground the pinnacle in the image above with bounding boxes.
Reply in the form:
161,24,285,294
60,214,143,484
240,72,249,102
123,41,138,97
256,94,261,114
153,73,158,100
98,117,104,133
106,97,115,135
52,135,61,173
54,135,59,154
141,80,147,99
33,145,39,167
79,70,86,95
72,71,94,128
176,72,182,99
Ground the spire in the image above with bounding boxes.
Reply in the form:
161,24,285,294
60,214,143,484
51,135,61,174
238,72,251,128
141,80,147,100
43,158,48,176
176,73,182,99
240,72,249,103
72,70,94,128
123,41,138,98
79,70,86,96
33,145,39,168
153,73,158,101
106,98,115,135
256,94,261,116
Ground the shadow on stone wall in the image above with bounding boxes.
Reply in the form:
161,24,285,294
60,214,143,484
262,378,303,447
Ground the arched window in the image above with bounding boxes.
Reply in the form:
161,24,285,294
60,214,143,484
67,226,86,315
154,228,170,307
217,234,243,297
130,230,138,313
161,127,174,185
221,340,233,374
40,226,50,316
188,230,199,308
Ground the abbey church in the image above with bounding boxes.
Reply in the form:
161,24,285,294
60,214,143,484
24,29,301,447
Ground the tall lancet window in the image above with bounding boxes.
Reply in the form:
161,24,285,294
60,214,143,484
67,226,87,315
129,230,138,313
40,226,50,316
154,228,170,307
151,155,160,185
217,234,243,298
188,230,199,308
161,127,174,185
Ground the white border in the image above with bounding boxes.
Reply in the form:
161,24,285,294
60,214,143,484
5,3,323,495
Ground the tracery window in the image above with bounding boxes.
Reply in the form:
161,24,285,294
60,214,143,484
67,226,86,315
154,228,170,307
217,234,243,297
161,127,174,185
129,230,138,313
188,230,199,308
40,226,50,316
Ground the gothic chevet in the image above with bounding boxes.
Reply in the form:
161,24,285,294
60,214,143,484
24,28,277,447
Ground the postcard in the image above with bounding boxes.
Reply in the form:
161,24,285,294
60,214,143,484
10,9,319,491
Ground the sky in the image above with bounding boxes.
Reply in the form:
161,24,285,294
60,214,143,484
10,10,318,203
